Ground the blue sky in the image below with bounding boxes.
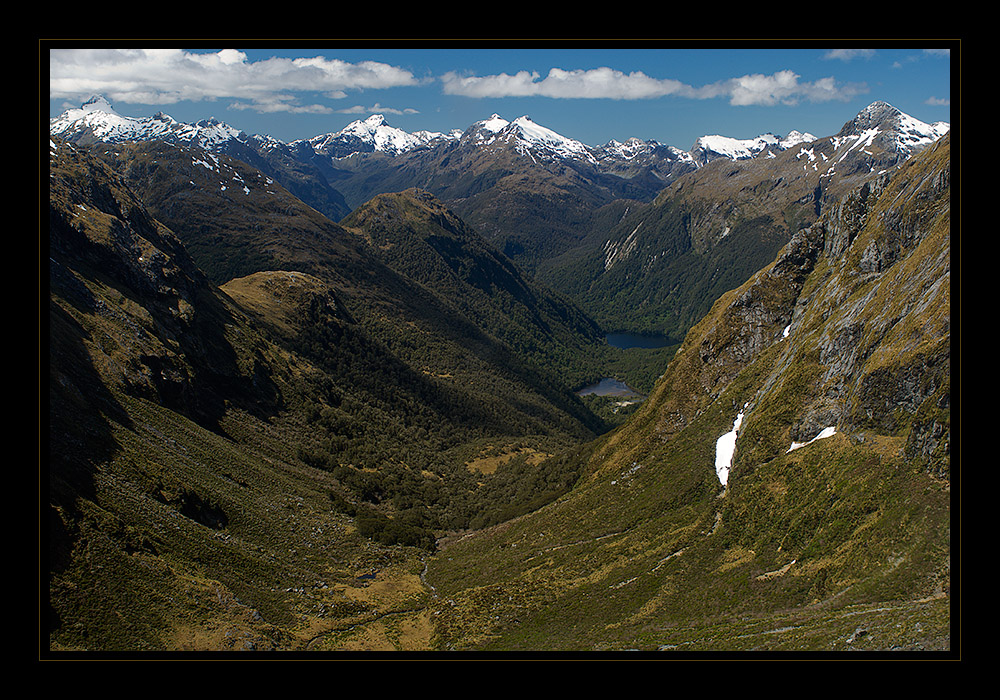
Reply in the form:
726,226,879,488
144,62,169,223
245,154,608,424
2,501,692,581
48,43,954,150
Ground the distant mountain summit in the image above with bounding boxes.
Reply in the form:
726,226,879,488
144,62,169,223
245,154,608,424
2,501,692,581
300,113,459,158
49,94,282,152
466,114,597,163
834,100,950,157
689,130,818,166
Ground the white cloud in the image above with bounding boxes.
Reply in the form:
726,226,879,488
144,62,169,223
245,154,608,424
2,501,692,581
442,66,867,106
705,71,867,106
334,103,420,115
49,48,419,113
441,67,690,100
823,49,877,61
228,96,334,114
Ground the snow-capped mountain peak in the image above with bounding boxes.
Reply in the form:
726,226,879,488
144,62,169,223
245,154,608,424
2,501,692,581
780,130,817,148
49,94,271,152
306,113,456,156
600,138,652,159
481,114,509,133
834,100,949,155
50,95,157,144
342,113,388,136
503,115,596,163
80,94,118,115
691,133,779,163
688,128,821,166
465,114,511,146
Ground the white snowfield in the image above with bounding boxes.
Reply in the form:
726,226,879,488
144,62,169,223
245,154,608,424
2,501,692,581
305,113,452,155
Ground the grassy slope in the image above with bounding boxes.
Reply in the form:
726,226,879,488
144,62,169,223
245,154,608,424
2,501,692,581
48,140,435,651
424,137,952,653
46,139,611,652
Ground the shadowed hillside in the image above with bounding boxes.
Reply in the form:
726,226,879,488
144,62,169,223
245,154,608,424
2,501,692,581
46,138,610,652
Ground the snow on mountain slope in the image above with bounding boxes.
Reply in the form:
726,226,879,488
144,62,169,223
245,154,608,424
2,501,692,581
50,96,948,177
508,116,597,163
463,113,596,163
471,114,510,144
891,111,951,151
694,133,782,160
690,130,818,165
303,113,457,156
49,94,283,152
596,137,693,163
834,101,950,155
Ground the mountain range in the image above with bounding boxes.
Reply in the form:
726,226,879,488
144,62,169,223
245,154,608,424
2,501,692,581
45,94,953,653
51,94,948,171
51,96,949,339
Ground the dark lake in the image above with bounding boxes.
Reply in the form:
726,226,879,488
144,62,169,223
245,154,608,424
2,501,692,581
576,377,643,399
575,333,674,399
605,333,672,349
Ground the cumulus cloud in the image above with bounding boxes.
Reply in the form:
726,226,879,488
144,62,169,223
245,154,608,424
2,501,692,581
443,66,866,106
334,103,420,116
441,67,691,100
49,48,419,113
699,70,867,106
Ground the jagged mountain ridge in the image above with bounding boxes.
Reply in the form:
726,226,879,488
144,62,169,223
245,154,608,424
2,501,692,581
689,129,817,166
533,100,950,339
302,113,461,157
51,96,947,278
51,96,947,178
425,133,952,652
51,95,353,222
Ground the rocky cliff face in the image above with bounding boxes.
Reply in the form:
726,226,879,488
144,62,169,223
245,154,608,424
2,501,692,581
798,133,950,476
651,133,951,475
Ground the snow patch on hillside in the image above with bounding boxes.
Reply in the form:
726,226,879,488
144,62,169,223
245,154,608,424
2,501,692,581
715,404,748,486
787,426,837,453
